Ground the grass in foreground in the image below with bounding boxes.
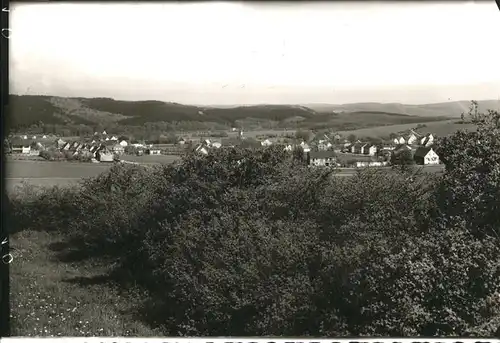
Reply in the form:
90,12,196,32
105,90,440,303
10,230,160,337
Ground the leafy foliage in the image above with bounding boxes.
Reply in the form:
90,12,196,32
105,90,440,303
9,101,500,336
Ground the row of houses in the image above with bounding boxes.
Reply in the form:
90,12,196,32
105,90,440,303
393,130,435,146
307,145,440,168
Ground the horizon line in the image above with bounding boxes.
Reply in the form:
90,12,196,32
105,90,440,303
9,92,499,108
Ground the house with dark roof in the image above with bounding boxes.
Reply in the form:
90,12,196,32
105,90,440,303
363,144,378,156
419,133,435,147
351,142,365,154
308,151,337,167
9,138,31,154
414,147,440,165
96,149,114,162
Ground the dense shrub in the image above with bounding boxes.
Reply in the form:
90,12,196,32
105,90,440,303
9,102,500,336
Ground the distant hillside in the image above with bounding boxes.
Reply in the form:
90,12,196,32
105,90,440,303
305,100,500,118
7,95,455,131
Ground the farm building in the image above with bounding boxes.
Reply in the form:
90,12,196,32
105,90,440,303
308,151,337,167
119,140,128,147
146,148,162,155
9,138,31,154
414,147,440,165
96,150,114,162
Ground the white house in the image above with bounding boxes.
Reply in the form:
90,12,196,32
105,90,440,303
146,148,162,155
414,147,440,165
406,130,422,145
211,142,222,149
317,141,332,151
365,145,378,156
420,134,435,147
407,133,418,145
194,144,209,155
119,140,128,147
261,139,273,147
110,136,118,141
10,138,31,154
309,151,337,167
102,130,107,135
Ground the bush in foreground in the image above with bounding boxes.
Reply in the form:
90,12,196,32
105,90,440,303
9,104,500,336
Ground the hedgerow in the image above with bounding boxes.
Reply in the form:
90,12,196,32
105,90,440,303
9,103,500,336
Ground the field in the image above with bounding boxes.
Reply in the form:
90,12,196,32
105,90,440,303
6,160,112,190
120,154,182,165
338,120,477,139
5,156,183,192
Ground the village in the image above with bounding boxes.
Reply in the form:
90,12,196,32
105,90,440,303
5,127,441,168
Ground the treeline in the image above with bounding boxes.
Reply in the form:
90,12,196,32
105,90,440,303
8,103,500,336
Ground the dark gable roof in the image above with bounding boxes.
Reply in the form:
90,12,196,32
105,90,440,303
414,147,433,158
10,138,32,146
309,151,337,159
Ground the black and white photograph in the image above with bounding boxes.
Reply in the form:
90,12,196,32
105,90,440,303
4,0,500,337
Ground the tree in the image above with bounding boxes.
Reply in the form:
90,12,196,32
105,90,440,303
435,100,500,238
292,146,305,164
347,134,357,142
391,149,415,172
295,130,311,142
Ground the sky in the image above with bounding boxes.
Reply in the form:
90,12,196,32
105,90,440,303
9,1,500,105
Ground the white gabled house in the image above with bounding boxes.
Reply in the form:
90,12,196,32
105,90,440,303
308,151,337,167
414,146,440,165
194,144,209,155
420,134,434,147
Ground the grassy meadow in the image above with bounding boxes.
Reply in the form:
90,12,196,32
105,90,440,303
337,120,476,139
5,156,182,192
10,229,160,336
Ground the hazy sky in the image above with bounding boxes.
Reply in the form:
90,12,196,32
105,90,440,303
10,1,500,105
